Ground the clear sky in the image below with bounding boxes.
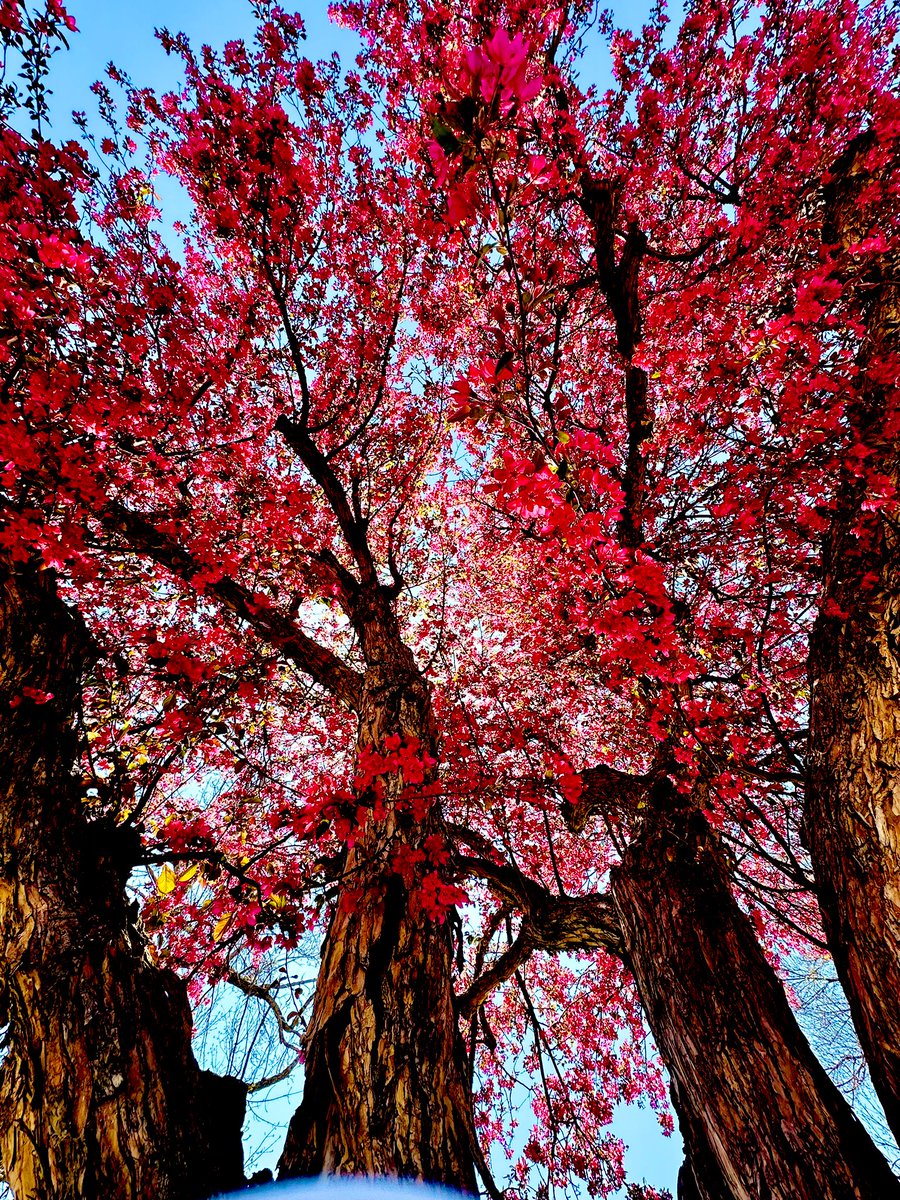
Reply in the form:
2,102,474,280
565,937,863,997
39,0,684,1193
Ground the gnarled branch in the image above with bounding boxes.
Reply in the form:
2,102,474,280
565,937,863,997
103,500,363,710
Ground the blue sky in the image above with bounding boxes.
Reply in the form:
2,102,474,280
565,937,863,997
38,0,683,1193
42,0,669,135
42,0,363,140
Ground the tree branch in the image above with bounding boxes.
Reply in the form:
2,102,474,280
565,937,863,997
457,932,532,1019
104,499,363,710
275,415,377,587
577,177,651,547
225,969,301,1045
560,762,653,832
457,855,624,960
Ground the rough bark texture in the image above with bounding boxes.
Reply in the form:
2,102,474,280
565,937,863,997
806,131,900,1140
676,1146,731,1200
612,781,900,1200
0,562,246,1200
278,589,477,1189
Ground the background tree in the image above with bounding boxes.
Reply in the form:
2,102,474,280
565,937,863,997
806,128,900,1141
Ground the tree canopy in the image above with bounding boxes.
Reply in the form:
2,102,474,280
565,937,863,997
0,0,898,1196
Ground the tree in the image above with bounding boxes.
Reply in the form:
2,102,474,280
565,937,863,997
2,0,900,1196
336,0,900,1192
4,2,488,1187
0,560,246,1200
806,128,900,1143
0,12,248,1196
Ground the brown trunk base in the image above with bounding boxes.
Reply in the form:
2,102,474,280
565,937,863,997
278,866,476,1190
279,619,477,1191
0,563,246,1200
612,784,900,1200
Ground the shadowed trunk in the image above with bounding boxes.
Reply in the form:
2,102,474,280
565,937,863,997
611,780,900,1200
806,131,900,1141
278,590,477,1190
676,1138,733,1200
0,561,246,1200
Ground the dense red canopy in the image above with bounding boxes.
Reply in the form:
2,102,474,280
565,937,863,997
1,0,898,1192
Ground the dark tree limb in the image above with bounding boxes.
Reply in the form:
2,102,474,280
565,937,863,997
104,499,363,710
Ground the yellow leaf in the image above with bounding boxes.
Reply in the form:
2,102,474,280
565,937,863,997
179,865,198,884
212,912,232,942
157,865,177,895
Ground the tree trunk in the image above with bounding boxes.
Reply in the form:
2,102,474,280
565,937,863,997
279,593,477,1189
806,131,900,1140
611,781,900,1200
0,561,246,1200
676,1141,732,1200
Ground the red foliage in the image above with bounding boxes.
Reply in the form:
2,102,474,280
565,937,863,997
1,0,898,1191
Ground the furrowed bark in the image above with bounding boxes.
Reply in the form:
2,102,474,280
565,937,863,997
676,1141,732,1200
611,779,900,1200
278,588,477,1190
0,561,245,1200
806,130,900,1139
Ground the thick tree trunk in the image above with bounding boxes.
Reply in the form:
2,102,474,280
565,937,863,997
279,594,477,1189
806,132,900,1140
611,781,900,1200
0,562,246,1200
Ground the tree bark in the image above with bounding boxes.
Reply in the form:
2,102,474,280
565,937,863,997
278,589,477,1189
611,780,900,1200
0,561,246,1200
806,131,900,1140
676,1147,731,1200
